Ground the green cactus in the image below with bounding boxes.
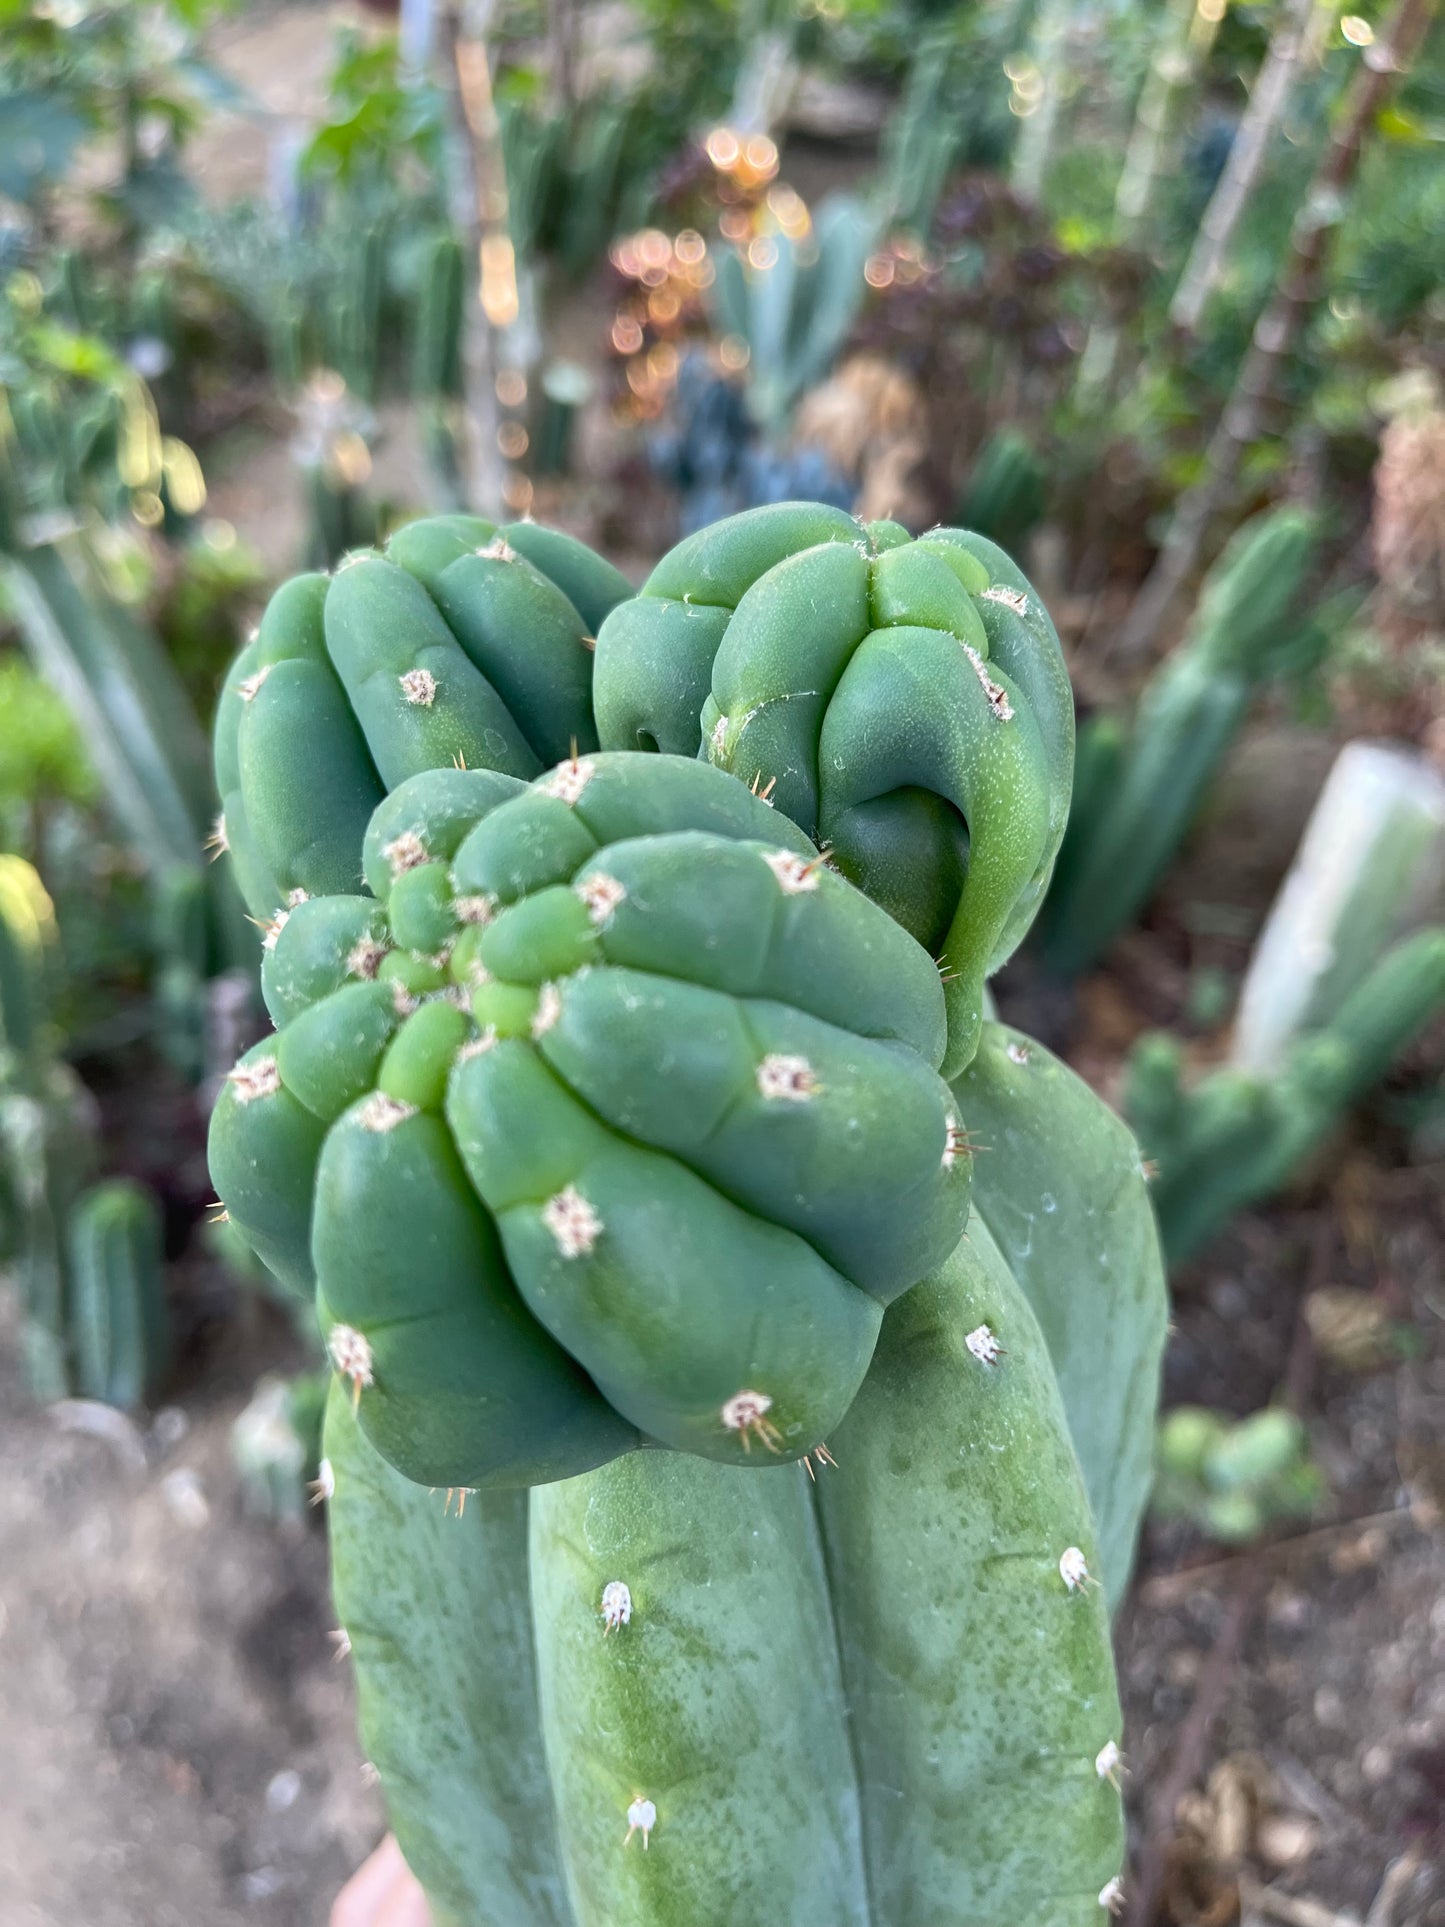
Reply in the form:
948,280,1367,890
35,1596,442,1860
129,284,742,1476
955,429,1049,554
232,1370,329,1520
593,502,1074,1075
1127,927,1445,1263
211,752,969,1484
325,1232,1126,1927
1153,1405,1324,1543
212,513,632,935
1040,506,1323,979
67,1178,169,1410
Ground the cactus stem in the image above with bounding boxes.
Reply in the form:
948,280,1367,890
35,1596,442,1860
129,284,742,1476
399,668,438,708
1059,1547,1098,1594
624,1796,657,1848
962,645,1015,722
576,873,627,927
1005,1041,1032,1065
309,1459,336,1506
720,1389,782,1452
329,1627,353,1660
748,770,778,805
358,1092,418,1133
600,1580,633,1632
347,936,389,980
227,1056,282,1104
756,1053,818,1101
453,893,496,926
532,983,563,1038
1099,1876,1125,1915
237,666,272,702
763,849,821,895
982,584,1030,616
1095,1741,1124,1788
541,756,596,805
205,813,229,859
964,1324,1004,1365
328,1324,375,1404
542,1185,603,1258
383,830,429,877
458,1027,499,1063
802,1442,838,1480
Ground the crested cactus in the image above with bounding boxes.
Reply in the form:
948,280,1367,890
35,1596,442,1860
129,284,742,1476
211,753,970,1486
209,503,1170,1921
212,513,632,933
593,502,1074,1075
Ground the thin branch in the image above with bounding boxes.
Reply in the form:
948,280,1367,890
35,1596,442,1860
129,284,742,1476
1115,0,1436,662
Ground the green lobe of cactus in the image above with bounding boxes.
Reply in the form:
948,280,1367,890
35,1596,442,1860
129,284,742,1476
212,754,968,1486
593,503,1073,1074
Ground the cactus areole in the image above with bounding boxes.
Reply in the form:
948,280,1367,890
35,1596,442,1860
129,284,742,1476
592,502,1074,1074
210,753,970,1487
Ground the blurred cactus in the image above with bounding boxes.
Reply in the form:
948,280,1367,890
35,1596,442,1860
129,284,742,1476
1127,928,1445,1263
710,195,876,431
232,1370,328,1521
1041,506,1324,978
1153,1405,1324,1543
955,429,1048,554
67,1178,169,1410
499,91,657,282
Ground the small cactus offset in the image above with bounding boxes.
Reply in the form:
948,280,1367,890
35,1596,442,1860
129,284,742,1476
212,512,632,935
593,502,1074,1075
208,503,1168,1922
211,752,969,1483
1153,1406,1324,1543
67,1178,169,1411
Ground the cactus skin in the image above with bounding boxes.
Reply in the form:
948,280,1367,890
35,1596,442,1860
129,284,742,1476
1128,927,1445,1264
211,514,631,930
67,1179,169,1410
212,754,968,1484
1041,507,1321,979
325,1237,1124,1927
593,502,1073,1075
952,1021,1169,1603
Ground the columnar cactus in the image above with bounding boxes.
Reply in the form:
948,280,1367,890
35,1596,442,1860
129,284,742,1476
67,1178,169,1411
212,513,632,928
208,504,1167,1924
592,502,1073,1073
210,753,970,1487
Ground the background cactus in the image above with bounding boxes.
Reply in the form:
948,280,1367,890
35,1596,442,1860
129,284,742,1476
1153,1405,1324,1543
593,501,1075,1074
66,1178,168,1411
1039,505,1325,979
1126,927,1445,1263
211,752,970,1485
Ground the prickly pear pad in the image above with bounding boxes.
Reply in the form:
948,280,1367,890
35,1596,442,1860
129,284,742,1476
211,512,631,937
593,502,1074,1074
210,754,969,1488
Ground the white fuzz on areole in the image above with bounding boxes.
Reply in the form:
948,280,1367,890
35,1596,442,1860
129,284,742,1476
453,892,496,926
357,1092,416,1133
962,643,1014,721
1095,1740,1123,1785
390,982,419,1018
328,1324,375,1387
206,813,229,858
965,1324,1002,1366
710,713,728,757
329,1627,353,1660
624,1796,656,1848
383,830,429,877
457,1027,498,1063
541,757,596,806
286,888,311,909
309,1459,335,1506
227,1056,282,1104
399,667,437,708
756,1053,817,1101
1059,1546,1093,1592
1006,1040,1031,1065
543,1185,602,1258
476,535,517,562
576,871,627,927
600,1580,632,1632
942,1113,963,1168
720,1388,782,1452
1099,1876,1125,1914
982,584,1030,615
532,982,562,1038
237,665,272,702
260,908,289,952
347,935,388,980
763,849,819,895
